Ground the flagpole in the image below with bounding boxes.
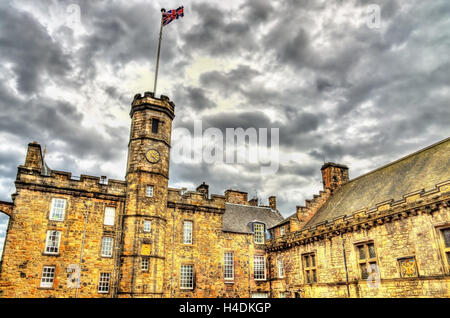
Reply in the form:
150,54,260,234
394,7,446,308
154,8,165,96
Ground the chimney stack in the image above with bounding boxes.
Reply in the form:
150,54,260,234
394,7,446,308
24,142,44,172
248,198,258,206
196,182,209,199
269,196,277,210
321,162,349,192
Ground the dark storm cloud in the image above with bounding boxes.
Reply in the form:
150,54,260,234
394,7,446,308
182,3,257,57
75,1,177,80
0,4,72,94
199,65,260,96
174,86,216,111
0,79,128,165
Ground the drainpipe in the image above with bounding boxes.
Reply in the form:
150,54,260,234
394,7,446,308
76,200,91,298
340,232,350,298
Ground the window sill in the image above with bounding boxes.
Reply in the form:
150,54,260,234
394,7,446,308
42,253,60,257
224,280,235,284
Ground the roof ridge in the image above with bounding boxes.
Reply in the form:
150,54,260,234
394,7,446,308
346,137,450,185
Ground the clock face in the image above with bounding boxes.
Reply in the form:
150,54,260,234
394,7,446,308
145,149,160,164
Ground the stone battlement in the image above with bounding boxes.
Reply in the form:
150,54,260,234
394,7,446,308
16,166,126,199
168,187,225,211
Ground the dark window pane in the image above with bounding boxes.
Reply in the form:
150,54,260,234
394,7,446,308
368,244,376,258
443,229,450,248
313,270,317,283
306,271,311,283
358,246,366,260
305,256,310,268
446,252,450,265
311,255,316,267
152,119,159,134
360,264,368,279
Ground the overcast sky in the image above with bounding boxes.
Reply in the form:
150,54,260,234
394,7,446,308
0,0,449,256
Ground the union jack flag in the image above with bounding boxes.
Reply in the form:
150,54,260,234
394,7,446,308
162,6,184,26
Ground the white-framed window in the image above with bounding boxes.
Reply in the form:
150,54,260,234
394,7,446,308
98,273,111,293
143,220,152,233
49,198,67,221
280,226,285,236
254,255,266,280
180,265,194,289
44,230,61,254
278,258,284,278
40,266,55,288
101,237,113,257
224,252,234,280
183,220,193,244
146,186,154,197
104,207,116,226
142,258,149,271
251,292,268,298
279,292,286,298
254,223,265,244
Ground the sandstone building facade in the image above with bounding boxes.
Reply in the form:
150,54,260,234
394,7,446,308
0,92,448,298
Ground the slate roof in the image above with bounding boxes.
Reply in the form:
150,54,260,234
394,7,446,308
305,137,450,229
222,203,284,234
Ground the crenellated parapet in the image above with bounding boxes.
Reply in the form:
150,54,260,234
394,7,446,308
15,166,126,201
267,180,450,251
131,91,175,119
167,187,225,213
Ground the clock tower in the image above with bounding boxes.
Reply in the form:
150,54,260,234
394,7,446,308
119,92,175,297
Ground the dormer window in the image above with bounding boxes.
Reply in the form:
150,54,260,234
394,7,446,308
253,223,265,244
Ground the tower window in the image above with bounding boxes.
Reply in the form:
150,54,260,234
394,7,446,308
142,258,149,271
143,220,151,233
152,118,159,134
146,186,154,197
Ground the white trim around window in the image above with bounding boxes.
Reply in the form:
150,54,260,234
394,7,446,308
49,198,67,221
180,265,194,289
40,266,56,288
101,237,114,257
254,255,266,281
44,230,61,255
104,207,116,226
224,252,234,281
98,272,111,294
183,220,193,244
